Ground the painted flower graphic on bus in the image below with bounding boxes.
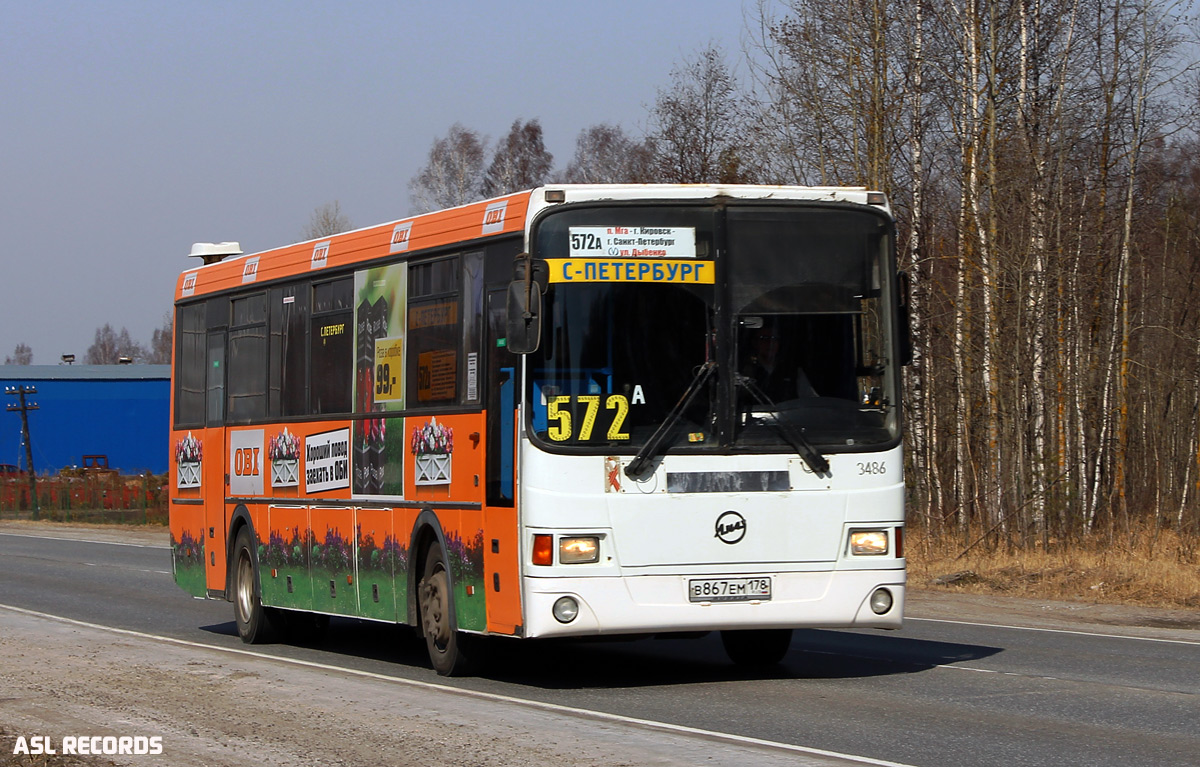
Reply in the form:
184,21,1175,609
268,427,301,488
411,417,452,485
176,432,202,463
268,427,300,461
410,416,453,456
175,432,202,489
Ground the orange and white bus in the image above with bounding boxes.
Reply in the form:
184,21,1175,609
170,184,908,675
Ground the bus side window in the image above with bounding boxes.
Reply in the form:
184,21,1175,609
174,303,207,428
310,278,353,415
279,282,310,416
407,256,461,407
227,293,268,423
206,331,225,427
462,251,485,405
205,296,228,427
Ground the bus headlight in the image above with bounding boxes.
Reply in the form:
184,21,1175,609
850,530,889,556
559,536,600,564
553,596,580,623
870,588,894,615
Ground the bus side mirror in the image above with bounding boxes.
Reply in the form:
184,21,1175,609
897,270,913,366
513,252,549,291
506,279,542,354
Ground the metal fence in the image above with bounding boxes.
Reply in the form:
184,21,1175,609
0,474,167,524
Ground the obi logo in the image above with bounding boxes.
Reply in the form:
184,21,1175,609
181,272,198,296
482,200,507,234
714,510,746,544
390,221,413,253
233,447,261,478
241,257,260,284
311,240,331,270
229,429,265,495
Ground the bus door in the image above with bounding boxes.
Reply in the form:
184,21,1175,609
483,288,521,633
203,329,228,594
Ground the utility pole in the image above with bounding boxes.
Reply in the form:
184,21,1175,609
6,385,39,520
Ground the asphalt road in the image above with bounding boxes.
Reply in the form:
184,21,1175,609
1,527,1198,767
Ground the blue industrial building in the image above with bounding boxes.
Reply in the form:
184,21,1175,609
1,365,170,475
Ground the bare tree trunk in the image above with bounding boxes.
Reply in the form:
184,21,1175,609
905,0,942,525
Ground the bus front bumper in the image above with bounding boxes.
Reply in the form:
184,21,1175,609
522,568,905,639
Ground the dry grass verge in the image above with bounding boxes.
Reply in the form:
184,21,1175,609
906,525,1200,610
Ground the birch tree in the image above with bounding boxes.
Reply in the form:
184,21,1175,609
482,119,554,197
408,123,488,213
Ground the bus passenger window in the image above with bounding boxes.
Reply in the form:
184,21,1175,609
227,293,268,422
407,257,460,406
173,303,206,428
310,278,353,415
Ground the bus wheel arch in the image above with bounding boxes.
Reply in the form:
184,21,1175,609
405,510,445,627
224,505,255,600
231,523,278,644
408,510,480,676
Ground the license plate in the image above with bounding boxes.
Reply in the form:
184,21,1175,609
688,577,772,603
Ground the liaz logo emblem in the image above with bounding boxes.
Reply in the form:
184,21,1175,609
181,272,198,296
241,257,260,284
714,511,746,544
482,200,507,234
311,240,331,270
390,221,413,253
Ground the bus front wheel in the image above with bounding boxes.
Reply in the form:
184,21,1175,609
720,628,793,667
232,527,277,644
418,541,477,676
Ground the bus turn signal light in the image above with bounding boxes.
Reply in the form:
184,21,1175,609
532,534,554,566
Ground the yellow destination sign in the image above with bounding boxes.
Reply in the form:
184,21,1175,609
546,258,714,284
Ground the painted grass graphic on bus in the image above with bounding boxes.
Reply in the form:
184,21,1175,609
357,525,407,622
310,525,357,617
258,526,311,612
444,528,486,632
257,526,359,617
171,530,206,597
254,522,484,630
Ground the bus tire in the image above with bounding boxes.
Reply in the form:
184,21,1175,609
232,526,277,644
418,541,477,676
720,628,793,667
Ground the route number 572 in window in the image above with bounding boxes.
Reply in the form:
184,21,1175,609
547,394,631,442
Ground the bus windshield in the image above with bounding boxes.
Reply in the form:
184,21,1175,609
528,202,899,454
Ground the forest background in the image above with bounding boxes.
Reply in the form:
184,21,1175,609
7,0,1200,603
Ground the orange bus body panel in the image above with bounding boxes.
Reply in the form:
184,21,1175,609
171,191,530,637
176,193,530,301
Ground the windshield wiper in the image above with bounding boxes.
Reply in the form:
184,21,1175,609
737,375,831,477
624,361,716,481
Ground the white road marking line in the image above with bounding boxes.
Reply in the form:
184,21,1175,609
908,616,1200,646
0,532,169,550
80,561,171,575
0,602,918,767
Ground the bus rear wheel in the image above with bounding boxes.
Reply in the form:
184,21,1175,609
232,527,278,644
720,628,793,667
418,541,477,676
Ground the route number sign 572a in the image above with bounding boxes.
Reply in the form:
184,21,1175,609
546,394,631,442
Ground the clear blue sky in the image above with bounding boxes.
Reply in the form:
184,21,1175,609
0,0,757,363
